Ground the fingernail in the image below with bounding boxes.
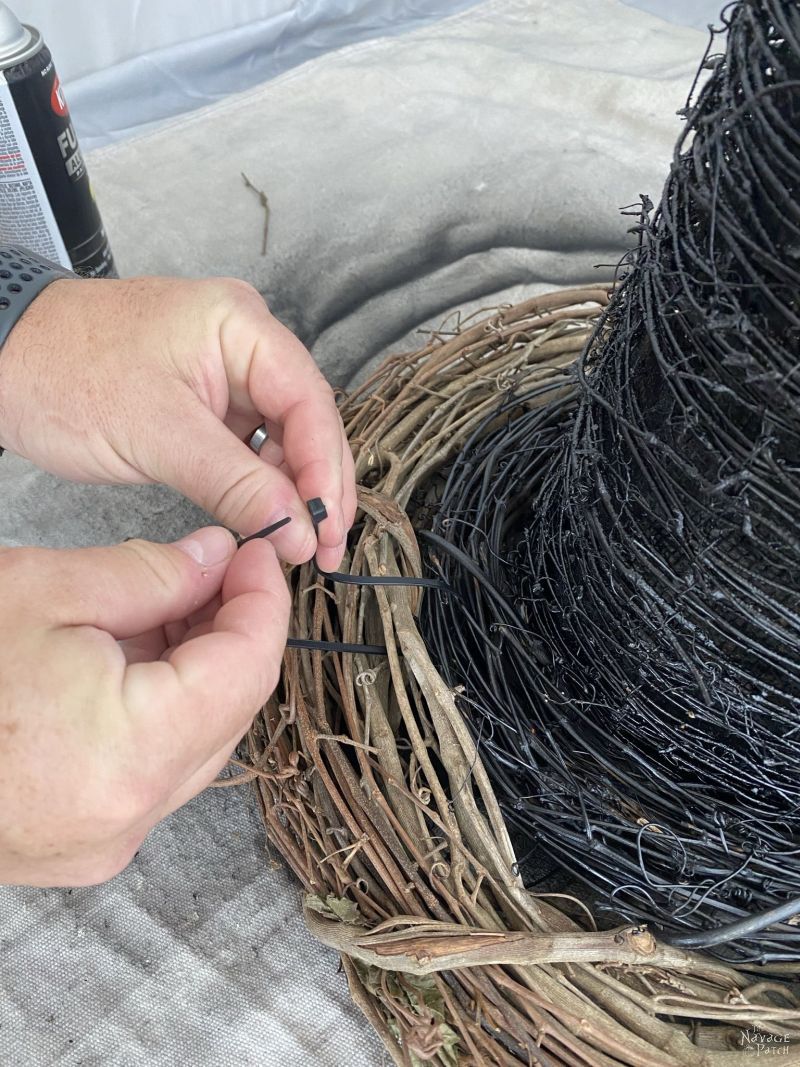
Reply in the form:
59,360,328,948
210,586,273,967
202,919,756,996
174,527,235,567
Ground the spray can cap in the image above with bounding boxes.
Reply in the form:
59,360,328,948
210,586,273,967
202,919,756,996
0,2,32,62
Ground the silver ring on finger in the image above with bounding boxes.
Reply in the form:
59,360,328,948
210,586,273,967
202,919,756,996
248,423,269,455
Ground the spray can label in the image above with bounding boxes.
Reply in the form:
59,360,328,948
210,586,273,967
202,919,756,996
0,43,115,277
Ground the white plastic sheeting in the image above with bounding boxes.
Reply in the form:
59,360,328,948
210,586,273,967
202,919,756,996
8,0,483,148
626,0,724,29
8,1,723,149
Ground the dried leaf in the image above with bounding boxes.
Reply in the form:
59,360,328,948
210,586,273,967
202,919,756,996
305,893,362,926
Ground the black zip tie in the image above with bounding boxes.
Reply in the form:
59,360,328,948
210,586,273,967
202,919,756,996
231,499,452,656
290,498,452,656
286,637,387,656
231,509,387,655
236,515,292,546
307,497,449,591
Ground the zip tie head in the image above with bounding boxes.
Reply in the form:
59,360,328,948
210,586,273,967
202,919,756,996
307,497,328,530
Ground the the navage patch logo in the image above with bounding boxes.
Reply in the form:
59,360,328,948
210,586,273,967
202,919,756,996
739,1028,793,1057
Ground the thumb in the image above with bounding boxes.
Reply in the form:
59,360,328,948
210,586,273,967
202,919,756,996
25,527,237,639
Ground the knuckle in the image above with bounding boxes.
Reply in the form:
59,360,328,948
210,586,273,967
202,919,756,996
302,364,334,399
317,368,336,393
204,276,265,313
213,465,275,527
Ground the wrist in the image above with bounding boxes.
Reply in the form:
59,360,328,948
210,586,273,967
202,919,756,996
0,246,76,455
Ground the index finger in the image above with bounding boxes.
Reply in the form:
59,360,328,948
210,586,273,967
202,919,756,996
223,301,351,566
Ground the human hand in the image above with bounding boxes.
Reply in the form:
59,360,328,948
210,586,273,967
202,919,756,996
0,277,356,570
0,527,288,887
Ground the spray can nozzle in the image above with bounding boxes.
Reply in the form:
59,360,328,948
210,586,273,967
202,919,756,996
0,2,31,62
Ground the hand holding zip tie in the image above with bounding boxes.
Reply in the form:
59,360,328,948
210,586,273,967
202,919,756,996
0,275,357,570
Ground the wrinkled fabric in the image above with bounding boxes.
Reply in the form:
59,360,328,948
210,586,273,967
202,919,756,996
0,2,706,1063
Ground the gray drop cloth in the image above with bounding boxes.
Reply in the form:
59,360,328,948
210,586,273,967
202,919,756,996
0,2,706,1064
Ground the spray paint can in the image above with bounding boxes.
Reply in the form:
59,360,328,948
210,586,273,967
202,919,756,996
0,2,115,277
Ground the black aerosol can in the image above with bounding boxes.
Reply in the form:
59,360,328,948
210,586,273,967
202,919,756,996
0,1,115,276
